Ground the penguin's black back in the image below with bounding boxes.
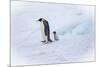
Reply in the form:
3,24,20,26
43,19,50,36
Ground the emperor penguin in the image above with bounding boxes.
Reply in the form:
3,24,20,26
38,18,52,43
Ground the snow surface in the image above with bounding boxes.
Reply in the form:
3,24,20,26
11,1,95,66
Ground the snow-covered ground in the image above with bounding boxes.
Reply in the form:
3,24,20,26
11,1,95,66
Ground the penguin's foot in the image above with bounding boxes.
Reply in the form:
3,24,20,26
41,40,48,44
44,42,48,44
41,40,46,43
41,40,53,44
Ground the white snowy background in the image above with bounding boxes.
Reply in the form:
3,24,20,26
11,1,95,66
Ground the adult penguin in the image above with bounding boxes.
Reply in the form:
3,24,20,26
38,18,52,43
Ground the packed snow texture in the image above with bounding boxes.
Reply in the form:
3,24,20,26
11,1,95,66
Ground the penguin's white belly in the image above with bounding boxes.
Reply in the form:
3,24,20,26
40,22,47,41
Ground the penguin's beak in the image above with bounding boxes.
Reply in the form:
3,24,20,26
37,18,42,22
37,20,39,22
32,20,38,23
37,19,39,21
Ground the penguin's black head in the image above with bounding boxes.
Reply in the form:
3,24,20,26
38,18,43,22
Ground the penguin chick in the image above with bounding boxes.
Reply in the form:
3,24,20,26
53,31,59,41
